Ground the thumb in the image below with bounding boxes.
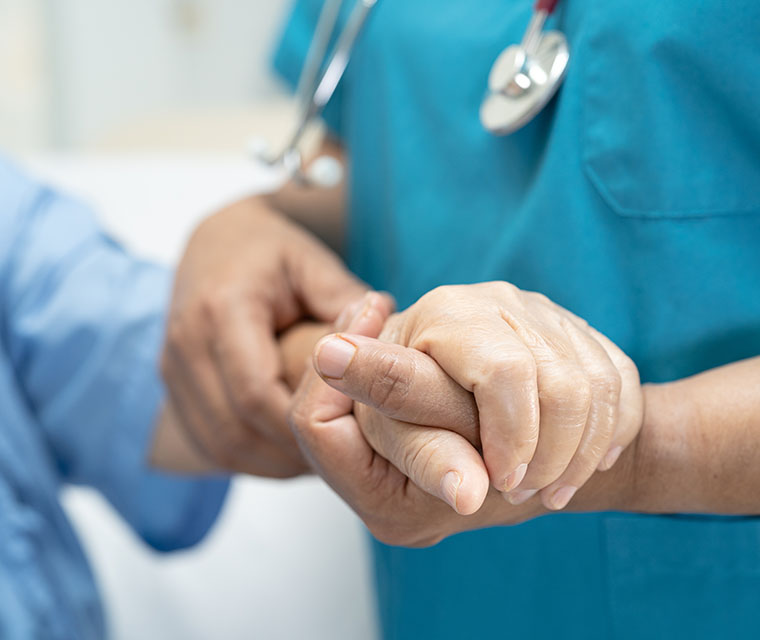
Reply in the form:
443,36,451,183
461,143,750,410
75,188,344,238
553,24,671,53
313,334,480,446
288,293,392,506
354,404,490,515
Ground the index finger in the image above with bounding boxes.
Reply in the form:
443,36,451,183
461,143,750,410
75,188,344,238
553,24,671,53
415,322,540,494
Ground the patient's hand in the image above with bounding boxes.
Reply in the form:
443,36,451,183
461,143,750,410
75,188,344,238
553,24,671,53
307,282,643,512
151,295,391,475
289,293,545,547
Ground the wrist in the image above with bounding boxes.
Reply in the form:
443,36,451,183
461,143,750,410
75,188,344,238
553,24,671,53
605,381,692,514
563,383,672,514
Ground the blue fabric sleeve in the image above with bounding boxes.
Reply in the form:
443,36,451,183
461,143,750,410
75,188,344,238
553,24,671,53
272,0,345,138
0,159,229,552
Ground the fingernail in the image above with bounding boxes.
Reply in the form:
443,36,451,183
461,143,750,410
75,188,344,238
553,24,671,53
345,292,379,331
335,300,363,331
600,446,623,471
504,463,528,492
506,489,537,506
315,336,357,379
441,471,462,513
548,486,578,511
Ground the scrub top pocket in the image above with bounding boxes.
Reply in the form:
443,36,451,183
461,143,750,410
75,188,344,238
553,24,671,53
581,0,760,219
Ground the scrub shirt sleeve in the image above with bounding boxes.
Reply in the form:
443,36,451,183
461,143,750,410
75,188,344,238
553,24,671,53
0,159,229,552
272,0,345,138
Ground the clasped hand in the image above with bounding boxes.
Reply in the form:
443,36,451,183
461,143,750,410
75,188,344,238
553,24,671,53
289,283,643,546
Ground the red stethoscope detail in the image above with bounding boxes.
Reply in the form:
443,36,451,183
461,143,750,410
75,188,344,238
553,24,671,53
535,0,560,14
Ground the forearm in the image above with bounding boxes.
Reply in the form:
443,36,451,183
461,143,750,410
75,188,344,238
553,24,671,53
572,357,760,515
150,403,218,474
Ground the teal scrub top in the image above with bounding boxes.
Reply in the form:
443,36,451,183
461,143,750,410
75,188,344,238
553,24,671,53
275,1,760,637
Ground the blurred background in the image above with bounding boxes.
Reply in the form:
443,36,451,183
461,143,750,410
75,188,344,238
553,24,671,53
0,1,378,638
0,0,298,152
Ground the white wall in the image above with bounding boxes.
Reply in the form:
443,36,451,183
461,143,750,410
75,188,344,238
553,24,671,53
1,0,293,150
0,0,50,150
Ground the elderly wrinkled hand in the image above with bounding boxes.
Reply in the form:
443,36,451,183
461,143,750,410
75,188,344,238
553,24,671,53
289,292,545,547
309,282,643,512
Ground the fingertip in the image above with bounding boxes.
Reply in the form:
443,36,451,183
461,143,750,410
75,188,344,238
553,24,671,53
347,292,392,334
377,291,397,314
483,444,534,495
541,485,578,511
503,463,528,493
335,299,366,332
451,467,490,516
313,334,357,381
505,488,537,506
598,445,624,471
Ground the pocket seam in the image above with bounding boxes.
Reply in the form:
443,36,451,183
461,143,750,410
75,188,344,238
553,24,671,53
583,160,760,220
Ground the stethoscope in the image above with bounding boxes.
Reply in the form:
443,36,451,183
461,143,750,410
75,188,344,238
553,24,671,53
253,0,569,188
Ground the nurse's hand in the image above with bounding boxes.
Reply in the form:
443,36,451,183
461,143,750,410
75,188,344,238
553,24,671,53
313,282,643,511
161,196,367,477
289,295,545,547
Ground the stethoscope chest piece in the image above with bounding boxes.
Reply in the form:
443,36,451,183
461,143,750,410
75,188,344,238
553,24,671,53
480,5,569,136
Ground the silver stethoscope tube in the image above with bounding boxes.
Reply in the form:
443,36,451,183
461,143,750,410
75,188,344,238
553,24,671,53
253,0,569,188
252,0,378,188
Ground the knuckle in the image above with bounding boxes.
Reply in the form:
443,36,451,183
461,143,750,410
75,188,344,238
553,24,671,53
583,359,622,402
491,280,518,298
235,382,267,416
541,363,591,413
198,287,235,328
619,354,641,384
378,312,405,343
419,285,451,308
512,351,539,379
479,350,537,388
287,402,312,434
398,434,445,483
597,370,623,403
526,289,551,307
367,351,413,412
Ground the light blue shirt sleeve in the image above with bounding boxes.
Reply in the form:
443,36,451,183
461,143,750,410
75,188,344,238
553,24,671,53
0,158,229,552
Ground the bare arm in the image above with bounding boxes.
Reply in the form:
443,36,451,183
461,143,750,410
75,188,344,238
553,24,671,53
579,357,760,516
